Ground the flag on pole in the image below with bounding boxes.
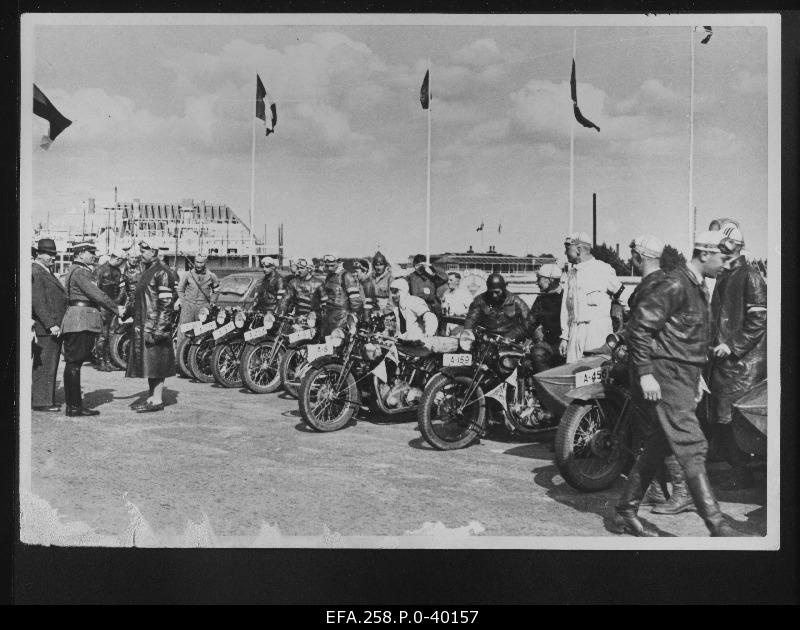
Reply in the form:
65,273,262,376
476,221,484,232
498,223,502,234
420,70,430,110
33,85,72,149
570,60,600,132
699,26,713,44
256,74,277,135
386,344,400,365
370,359,388,383
484,381,509,411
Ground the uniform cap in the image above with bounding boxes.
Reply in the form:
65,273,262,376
389,278,409,293
537,263,563,279
322,253,338,263
564,232,593,247
137,239,155,251
194,253,208,263
260,256,277,267
694,230,725,252
629,234,664,259
36,238,58,255
720,223,744,245
412,254,427,266
72,241,97,254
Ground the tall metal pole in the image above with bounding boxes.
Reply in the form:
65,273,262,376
688,27,696,254
592,192,597,249
425,58,432,263
250,105,257,269
569,30,576,236
82,201,86,238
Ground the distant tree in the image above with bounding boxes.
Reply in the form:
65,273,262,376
659,244,686,272
537,253,556,259
591,242,629,276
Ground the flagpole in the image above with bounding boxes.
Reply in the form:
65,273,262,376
426,59,432,263
250,105,257,268
569,29,576,236
688,27,696,254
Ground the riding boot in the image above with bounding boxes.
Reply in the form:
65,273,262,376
686,473,752,537
652,455,695,514
714,424,756,490
611,454,661,537
63,364,77,409
641,461,668,506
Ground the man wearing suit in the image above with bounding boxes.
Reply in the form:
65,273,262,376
31,238,68,411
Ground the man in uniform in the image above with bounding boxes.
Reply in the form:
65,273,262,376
708,223,767,490
60,241,125,416
352,258,377,319
126,240,177,413
406,253,449,318
383,278,438,340
278,258,323,317
93,249,127,371
370,251,393,311
464,273,530,341
176,253,219,346
31,238,68,411
559,232,623,363
526,263,565,373
319,253,363,336
613,231,748,537
253,256,286,314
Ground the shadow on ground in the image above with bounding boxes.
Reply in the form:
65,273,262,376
82,388,115,409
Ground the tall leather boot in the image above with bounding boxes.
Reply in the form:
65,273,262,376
611,454,662,537
652,455,695,514
686,473,752,537
641,462,668,507
63,363,76,410
65,364,99,417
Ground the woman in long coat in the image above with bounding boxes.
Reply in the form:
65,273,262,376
126,240,176,412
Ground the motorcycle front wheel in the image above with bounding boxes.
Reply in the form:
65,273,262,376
109,331,131,370
176,337,193,378
298,363,358,432
279,346,306,398
554,399,633,492
240,341,285,394
212,340,245,388
417,373,485,450
187,337,216,383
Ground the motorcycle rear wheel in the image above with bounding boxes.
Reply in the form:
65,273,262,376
240,341,285,394
279,346,306,398
554,399,633,492
418,373,485,450
176,337,193,378
212,340,245,388
109,331,131,370
187,337,216,383
298,363,359,432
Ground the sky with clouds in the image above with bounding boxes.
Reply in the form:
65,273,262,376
25,16,773,262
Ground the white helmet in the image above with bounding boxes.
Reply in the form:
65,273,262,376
537,263,562,279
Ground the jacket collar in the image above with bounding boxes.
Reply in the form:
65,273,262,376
683,262,704,286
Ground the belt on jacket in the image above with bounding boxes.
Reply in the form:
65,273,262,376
68,300,95,307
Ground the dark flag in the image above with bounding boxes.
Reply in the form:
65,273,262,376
256,74,277,136
420,70,430,110
700,26,713,45
476,221,484,232
498,223,502,234
570,60,600,132
33,85,72,149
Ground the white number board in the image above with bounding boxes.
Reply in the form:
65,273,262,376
212,321,236,340
573,366,610,388
288,328,315,344
195,321,217,335
442,353,473,367
180,322,199,334
306,342,334,362
244,325,270,342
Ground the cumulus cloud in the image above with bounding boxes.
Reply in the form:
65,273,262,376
452,38,504,68
509,79,607,139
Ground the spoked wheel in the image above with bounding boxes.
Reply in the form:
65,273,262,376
109,331,131,370
176,337,193,378
240,341,285,394
417,373,485,450
211,340,245,388
554,398,634,492
187,337,216,383
298,363,358,432
279,346,307,398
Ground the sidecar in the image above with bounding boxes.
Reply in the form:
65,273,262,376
731,379,767,459
532,353,610,420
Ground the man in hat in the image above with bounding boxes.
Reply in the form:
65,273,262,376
125,240,177,413
253,256,286,314
613,231,749,536
370,251,393,311
559,232,623,363
464,273,530,342
31,238,68,411
93,249,127,371
526,263,565,373
352,258,376,318
406,254,449,319
60,241,125,416
176,253,219,346
708,223,767,490
319,253,363,336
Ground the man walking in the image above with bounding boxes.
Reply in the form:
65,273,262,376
176,253,219,346
613,231,748,537
559,232,623,363
60,241,124,416
31,238,68,411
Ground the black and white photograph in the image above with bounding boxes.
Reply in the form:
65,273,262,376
18,12,781,557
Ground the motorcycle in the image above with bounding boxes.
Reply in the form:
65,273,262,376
209,306,254,388
416,326,556,451
185,304,222,383
238,311,287,394
297,313,445,433
278,311,322,398
731,378,767,463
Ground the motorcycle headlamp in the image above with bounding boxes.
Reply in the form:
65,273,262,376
500,354,520,371
306,311,317,328
234,311,246,329
606,333,621,350
216,309,228,325
197,307,210,323
613,344,628,363
458,329,476,352
363,342,380,361
262,312,276,330
329,328,346,347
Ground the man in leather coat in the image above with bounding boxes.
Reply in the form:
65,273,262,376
93,250,126,371
464,274,530,342
406,253,449,318
278,258,323,317
253,256,286,314
125,240,177,413
708,224,767,490
526,263,565,373
318,253,363,336
613,231,749,537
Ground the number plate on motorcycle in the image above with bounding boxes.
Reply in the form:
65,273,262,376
212,321,236,340
574,366,610,387
244,325,270,342
288,328,315,344
195,321,217,335
306,342,333,362
442,353,473,367
180,322,199,334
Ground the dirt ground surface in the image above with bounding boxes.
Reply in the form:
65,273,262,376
25,366,768,546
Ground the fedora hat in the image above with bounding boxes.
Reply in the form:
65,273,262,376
36,238,58,255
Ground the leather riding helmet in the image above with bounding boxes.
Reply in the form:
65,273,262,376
485,273,507,305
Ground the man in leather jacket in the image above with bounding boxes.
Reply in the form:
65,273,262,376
353,258,377,319
708,223,767,490
278,258,323,317
613,231,749,537
319,253,363,336
370,251,393,311
464,274,530,342
125,240,177,413
406,253,449,318
253,257,286,314
526,263,565,373
93,250,126,371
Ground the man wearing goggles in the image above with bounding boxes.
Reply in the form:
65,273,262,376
278,258,323,317
318,253,363,336
253,257,286,314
